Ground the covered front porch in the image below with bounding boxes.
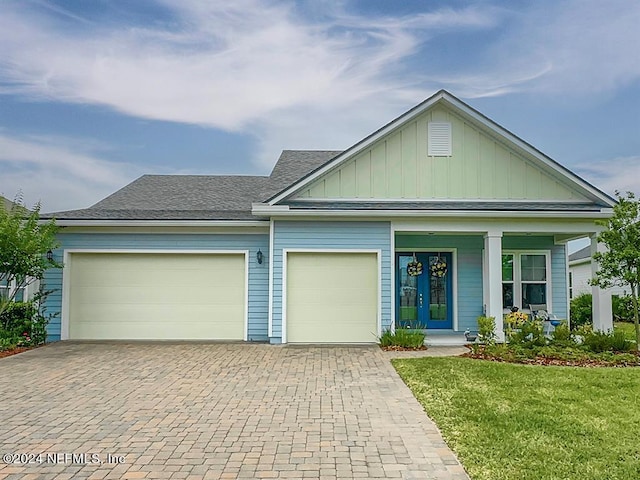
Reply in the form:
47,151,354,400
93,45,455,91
392,218,613,341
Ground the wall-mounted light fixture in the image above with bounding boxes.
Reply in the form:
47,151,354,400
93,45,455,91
256,249,263,264
46,250,54,262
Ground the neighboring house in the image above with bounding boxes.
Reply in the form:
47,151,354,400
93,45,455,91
0,195,39,302
41,90,616,343
569,246,629,299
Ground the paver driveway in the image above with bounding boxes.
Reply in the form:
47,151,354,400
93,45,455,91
0,343,469,480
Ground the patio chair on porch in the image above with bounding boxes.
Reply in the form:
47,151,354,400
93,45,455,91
528,304,559,335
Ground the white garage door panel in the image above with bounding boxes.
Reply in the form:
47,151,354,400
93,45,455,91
287,252,378,343
68,253,245,340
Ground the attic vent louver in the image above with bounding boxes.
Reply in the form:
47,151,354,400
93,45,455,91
428,122,452,156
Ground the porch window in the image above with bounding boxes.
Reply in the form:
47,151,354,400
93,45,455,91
502,252,550,309
502,254,514,308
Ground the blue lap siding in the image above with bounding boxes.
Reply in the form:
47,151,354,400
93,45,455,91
271,221,392,343
42,232,269,341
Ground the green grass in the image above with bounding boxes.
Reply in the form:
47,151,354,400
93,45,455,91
393,357,640,480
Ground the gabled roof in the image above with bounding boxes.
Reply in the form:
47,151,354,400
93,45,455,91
1,195,15,211
44,150,338,221
264,90,616,208
569,245,591,263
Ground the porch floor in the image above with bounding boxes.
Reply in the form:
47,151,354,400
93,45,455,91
423,330,469,346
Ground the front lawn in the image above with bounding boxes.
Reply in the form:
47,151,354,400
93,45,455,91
393,357,640,480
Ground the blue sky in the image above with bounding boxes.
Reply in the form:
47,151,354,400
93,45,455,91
1,0,639,222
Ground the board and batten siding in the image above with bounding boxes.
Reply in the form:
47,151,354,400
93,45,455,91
395,235,484,332
271,221,392,343
42,233,269,341
295,106,588,202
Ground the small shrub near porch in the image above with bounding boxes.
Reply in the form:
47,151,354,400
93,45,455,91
379,328,426,350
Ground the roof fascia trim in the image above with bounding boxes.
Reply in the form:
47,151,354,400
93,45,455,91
49,219,269,227
254,206,613,220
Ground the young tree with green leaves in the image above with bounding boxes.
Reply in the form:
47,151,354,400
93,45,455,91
591,191,640,350
0,196,61,316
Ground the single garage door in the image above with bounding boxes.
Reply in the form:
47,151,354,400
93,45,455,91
286,252,378,343
68,252,245,340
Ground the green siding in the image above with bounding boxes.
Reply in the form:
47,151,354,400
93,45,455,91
295,105,589,202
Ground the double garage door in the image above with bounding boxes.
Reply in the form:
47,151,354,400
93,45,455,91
67,252,246,340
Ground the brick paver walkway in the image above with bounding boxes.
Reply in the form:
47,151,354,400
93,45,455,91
0,343,469,479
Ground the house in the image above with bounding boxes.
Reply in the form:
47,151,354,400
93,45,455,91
41,90,616,343
569,246,629,299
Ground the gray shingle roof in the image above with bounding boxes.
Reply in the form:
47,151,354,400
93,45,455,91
44,150,340,220
569,245,591,262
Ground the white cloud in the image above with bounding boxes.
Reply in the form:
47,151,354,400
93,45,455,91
432,0,640,98
0,1,498,130
577,156,640,198
0,133,145,212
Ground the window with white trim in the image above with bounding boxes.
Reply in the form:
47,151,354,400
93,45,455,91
0,277,26,302
502,252,550,310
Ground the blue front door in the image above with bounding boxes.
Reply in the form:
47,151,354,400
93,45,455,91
397,252,453,329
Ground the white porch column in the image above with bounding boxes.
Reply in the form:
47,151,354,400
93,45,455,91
590,235,613,332
484,231,504,341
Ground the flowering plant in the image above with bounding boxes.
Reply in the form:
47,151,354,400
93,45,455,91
429,257,448,278
505,310,528,328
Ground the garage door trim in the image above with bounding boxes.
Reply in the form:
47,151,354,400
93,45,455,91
282,248,382,344
61,249,249,341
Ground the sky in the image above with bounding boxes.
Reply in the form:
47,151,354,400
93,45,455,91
1,0,639,230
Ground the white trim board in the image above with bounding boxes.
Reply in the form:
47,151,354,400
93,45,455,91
61,249,250,341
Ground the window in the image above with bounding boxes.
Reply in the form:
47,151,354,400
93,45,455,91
502,254,514,308
569,272,573,299
501,252,550,310
0,277,26,303
428,122,452,156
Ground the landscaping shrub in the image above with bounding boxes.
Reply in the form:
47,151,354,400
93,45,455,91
508,318,546,347
570,293,592,329
379,328,425,348
0,301,36,337
0,300,49,349
550,322,576,347
477,316,496,344
612,295,634,322
579,330,633,353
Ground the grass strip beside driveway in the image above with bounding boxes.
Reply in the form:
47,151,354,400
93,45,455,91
393,357,640,480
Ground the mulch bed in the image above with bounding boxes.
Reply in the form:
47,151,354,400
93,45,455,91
462,348,640,367
0,346,39,359
380,345,428,351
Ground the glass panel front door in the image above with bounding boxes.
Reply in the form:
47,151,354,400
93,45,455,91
396,252,453,329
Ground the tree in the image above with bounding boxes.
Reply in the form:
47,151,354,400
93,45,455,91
591,191,640,350
0,196,61,316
